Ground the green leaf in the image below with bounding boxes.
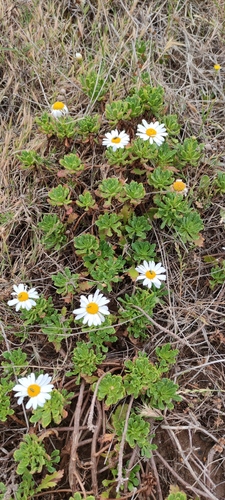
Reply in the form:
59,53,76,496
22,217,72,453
97,373,125,405
35,470,64,493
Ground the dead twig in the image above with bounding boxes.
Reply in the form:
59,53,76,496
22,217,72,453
68,379,86,494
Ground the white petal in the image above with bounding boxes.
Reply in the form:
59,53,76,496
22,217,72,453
17,396,24,405
99,305,110,314
7,298,19,306
142,278,153,288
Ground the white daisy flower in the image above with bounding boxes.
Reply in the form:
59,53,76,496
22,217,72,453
171,179,188,196
7,284,39,311
12,373,54,410
51,101,69,119
73,289,110,327
135,260,167,289
136,119,168,146
102,129,130,152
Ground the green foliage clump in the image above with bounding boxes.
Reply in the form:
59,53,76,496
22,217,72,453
68,342,105,383
17,150,44,169
148,166,174,189
41,309,73,351
105,146,130,166
1,348,28,377
14,434,60,475
124,353,159,398
118,289,159,339
154,193,203,243
59,153,84,172
52,268,79,296
112,406,156,458
69,494,95,500
79,69,108,101
48,184,72,206
97,373,125,405
177,137,204,166
214,171,225,193
38,214,67,251
85,255,125,292
74,233,99,256
147,378,181,410
0,379,14,421
97,177,124,206
20,297,55,325
209,260,225,289
125,214,151,239
76,190,96,210
30,389,72,427
131,241,156,263
96,213,122,238
77,114,101,136
88,317,117,353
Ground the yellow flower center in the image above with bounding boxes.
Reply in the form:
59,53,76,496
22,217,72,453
17,291,29,302
52,101,65,110
145,270,156,280
111,137,121,144
86,302,99,314
146,127,157,137
27,384,41,398
173,180,186,192
214,64,221,71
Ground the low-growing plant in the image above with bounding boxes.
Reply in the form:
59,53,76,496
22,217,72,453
96,213,123,238
76,190,97,210
79,69,108,102
52,268,79,296
177,137,204,166
148,166,174,189
48,184,72,206
209,260,225,289
41,309,73,351
67,342,105,383
59,153,84,172
30,389,72,427
77,114,101,136
87,317,117,353
131,240,156,263
97,177,125,206
38,214,67,251
20,296,55,325
1,348,28,377
97,373,125,405
86,255,125,292
74,233,99,256
14,434,60,475
105,147,130,166
118,289,160,339
112,406,156,458
17,150,44,169
214,171,225,193
0,379,14,421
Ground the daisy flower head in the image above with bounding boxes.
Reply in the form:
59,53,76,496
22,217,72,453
214,64,221,71
135,260,167,289
171,179,188,196
7,284,39,311
73,289,110,327
51,101,68,119
136,119,167,146
13,373,54,410
102,129,130,152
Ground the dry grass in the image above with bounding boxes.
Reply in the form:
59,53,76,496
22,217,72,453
1,0,225,499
